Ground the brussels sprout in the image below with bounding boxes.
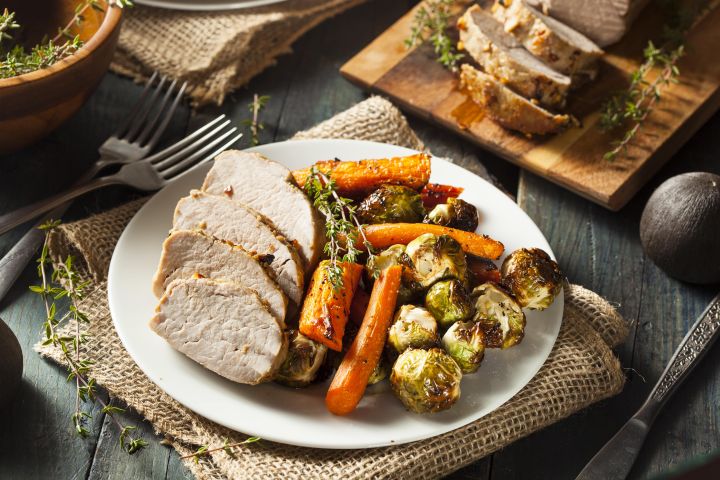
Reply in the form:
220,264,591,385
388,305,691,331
387,305,439,353
275,330,328,387
390,347,462,413
405,233,467,288
425,279,473,329
471,282,526,349
367,358,389,385
366,244,423,304
357,185,426,224
441,321,485,373
424,197,479,232
501,248,564,310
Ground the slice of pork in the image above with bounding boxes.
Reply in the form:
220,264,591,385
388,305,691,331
150,277,288,385
152,230,287,323
491,0,603,78
460,64,572,135
202,150,323,272
173,190,304,306
458,5,570,109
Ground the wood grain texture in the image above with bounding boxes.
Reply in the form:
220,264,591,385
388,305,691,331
341,2,720,210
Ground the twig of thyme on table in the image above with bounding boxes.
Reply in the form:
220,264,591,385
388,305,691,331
599,0,711,161
181,436,261,463
304,167,376,290
405,0,464,71
242,94,271,146
32,220,148,454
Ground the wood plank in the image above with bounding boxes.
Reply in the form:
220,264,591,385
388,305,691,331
341,2,720,210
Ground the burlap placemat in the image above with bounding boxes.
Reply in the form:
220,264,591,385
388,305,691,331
36,97,628,479
112,0,365,106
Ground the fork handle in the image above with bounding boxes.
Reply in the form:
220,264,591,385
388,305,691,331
0,177,120,236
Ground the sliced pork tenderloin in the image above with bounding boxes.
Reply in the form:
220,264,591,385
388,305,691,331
458,4,570,109
150,277,288,385
173,191,304,306
152,230,288,323
460,64,572,135
491,0,603,78
202,150,323,272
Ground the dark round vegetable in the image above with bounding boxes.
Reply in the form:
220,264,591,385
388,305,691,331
357,185,426,224
424,197,479,232
640,172,720,284
0,317,23,410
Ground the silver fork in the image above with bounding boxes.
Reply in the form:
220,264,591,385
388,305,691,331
0,119,242,235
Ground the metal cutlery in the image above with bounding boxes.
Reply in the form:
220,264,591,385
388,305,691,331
575,292,720,480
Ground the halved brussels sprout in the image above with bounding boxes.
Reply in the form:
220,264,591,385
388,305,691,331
405,233,467,288
424,197,479,232
425,279,473,329
367,358,389,386
357,185,426,224
366,244,422,304
390,347,462,413
471,282,526,349
441,321,485,373
275,330,328,387
501,248,564,310
387,305,439,353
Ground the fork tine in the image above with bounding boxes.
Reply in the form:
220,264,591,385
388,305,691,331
160,128,240,180
141,81,188,150
144,114,227,164
114,71,159,137
125,75,167,142
134,78,178,147
152,120,231,170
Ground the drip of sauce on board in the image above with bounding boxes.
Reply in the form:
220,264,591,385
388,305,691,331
451,94,484,130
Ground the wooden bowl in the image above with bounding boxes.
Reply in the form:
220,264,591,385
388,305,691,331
0,1,123,154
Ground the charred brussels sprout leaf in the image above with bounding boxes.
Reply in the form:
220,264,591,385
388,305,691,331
387,305,439,353
441,321,485,373
275,330,328,387
471,282,526,349
501,248,564,310
425,279,473,329
405,233,467,288
366,244,423,304
367,358,390,386
424,197,479,232
357,185,426,224
390,347,462,413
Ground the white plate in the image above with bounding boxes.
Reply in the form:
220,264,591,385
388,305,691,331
108,139,563,449
134,0,287,11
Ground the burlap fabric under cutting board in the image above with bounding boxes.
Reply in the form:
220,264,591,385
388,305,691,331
111,0,366,106
36,96,628,480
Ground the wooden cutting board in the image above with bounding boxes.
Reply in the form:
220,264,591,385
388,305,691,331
340,2,720,210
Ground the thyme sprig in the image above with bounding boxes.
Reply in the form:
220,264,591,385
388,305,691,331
405,0,463,71
181,436,261,463
242,94,270,146
32,220,148,454
304,167,376,289
599,0,709,161
0,1,132,80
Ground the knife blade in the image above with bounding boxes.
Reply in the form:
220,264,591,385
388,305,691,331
576,292,720,480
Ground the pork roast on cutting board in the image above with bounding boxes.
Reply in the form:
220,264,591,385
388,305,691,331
150,277,288,385
202,151,324,272
173,190,304,306
152,230,288,323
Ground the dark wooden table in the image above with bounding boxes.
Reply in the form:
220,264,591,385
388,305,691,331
1,1,719,478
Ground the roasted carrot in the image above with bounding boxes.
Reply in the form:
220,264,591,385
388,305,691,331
348,287,370,326
468,256,501,285
292,153,431,197
298,261,364,352
420,183,464,209
359,223,505,260
326,265,402,415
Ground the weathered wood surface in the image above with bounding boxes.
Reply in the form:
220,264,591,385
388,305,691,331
0,0,718,478
341,1,720,211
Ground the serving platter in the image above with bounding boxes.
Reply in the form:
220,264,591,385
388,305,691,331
107,139,563,449
340,3,720,211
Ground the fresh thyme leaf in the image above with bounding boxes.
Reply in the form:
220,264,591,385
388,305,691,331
181,436,261,463
405,0,463,71
242,93,270,146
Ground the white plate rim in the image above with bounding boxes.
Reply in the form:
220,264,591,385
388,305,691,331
108,138,563,449
133,0,287,11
